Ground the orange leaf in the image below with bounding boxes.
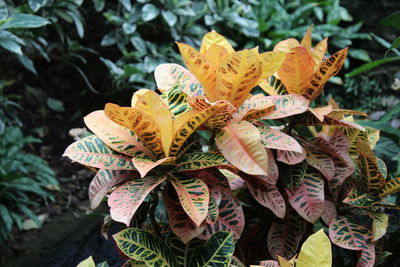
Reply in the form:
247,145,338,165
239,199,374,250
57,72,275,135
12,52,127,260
308,105,333,122
300,25,313,53
204,44,230,64
273,38,300,53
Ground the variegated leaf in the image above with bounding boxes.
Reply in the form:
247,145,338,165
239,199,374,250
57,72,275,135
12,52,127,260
89,169,138,209
356,243,375,267
327,109,368,119
163,189,205,243
321,200,337,226
195,169,230,205
108,175,166,226
204,44,230,64
231,96,275,123
63,135,135,170
216,121,269,176
277,148,306,165
308,105,333,122
267,209,307,260
287,167,324,223
215,49,262,108
376,157,387,179
170,103,227,156
104,103,165,158
131,155,174,178
278,47,315,96
258,94,309,119
240,173,286,218
169,173,209,227
199,191,244,240
304,144,335,180
302,48,348,100
301,113,365,131
259,125,302,153
342,188,381,208
258,51,287,81
280,161,307,193
206,194,219,224
220,169,247,191
258,260,280,267
329,215,372,250
154,63,204,96
259,75,288,96
177,42,218,102
370,213,388,242
175,152,228,172
300,25,313,52
200,30,235,54
84,110,152,157
273,38,300,53
160,84,192,117
379,177,400,197
113,228,178,266
311,38,328,66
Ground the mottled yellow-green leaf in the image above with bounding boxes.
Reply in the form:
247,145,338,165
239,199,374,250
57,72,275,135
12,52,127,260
296,229,332,267
379,177,400,197
311,38,328,66
258,51,287,81
370,213,389,242
200,30,235,54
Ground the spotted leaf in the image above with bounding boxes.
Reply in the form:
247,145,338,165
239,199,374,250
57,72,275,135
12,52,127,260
379,177,400,197
108,175,166,226
259,75,288,96
175,152,228,172
231,96,275,123
258,94,309,119
277,148,307,165
280,161,307,193
63,135,135,170
287,167,324,223
329,215,372,250
169,173,209,227
216,121,269,176
259,125,302,153
160,84,192,117
258,51,287,81
303,144,335,180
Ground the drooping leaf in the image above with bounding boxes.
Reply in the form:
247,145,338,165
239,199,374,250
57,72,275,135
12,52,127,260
191,231,235,267
169,173,209,227
296,229,332,267
287,167,324,223
160,84,192,117
163,189,204,243
89,169,137,209
356,243,375,267
108,175,166,226
84,110,152,157
216,121,269,176
63,135,135,170
308,105,333,122
113,228,178,266
321,200,337,226
280,161,307,193
215,49,262,108
194,169,231,206
303,144,335,180
199,191,244,240
154,63,204,96
177,42,218,102
175,152,228,172
200,30,235,54
267,209,306,260
131,155,174,178
370,213,388,242
259,125,302,153
301,113,365,131
166,235,204,266
241,173,286,218
277,148,307,165
258,94,309,119
105,103,165,158
302,48,348,100
329,215,372,250
379,177,400,197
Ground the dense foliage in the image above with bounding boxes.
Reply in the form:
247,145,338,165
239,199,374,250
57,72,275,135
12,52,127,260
66,29,400,266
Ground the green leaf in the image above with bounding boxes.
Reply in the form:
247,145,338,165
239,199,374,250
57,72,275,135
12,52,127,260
348,49,371,62
0,204,13,232
191,232,235,267
162,10,177,27
113,228,178,266
77,256,96,267
175,152,228,172
47,97,65,112
380,10,400,30
345,56,400,78
92,0,105,12
160,85,191,117
142,4,160,22
0,39,22,55
0,14,50,30
0,1,8,20
28,0,47,12
17,54,37,74
280,161,307,193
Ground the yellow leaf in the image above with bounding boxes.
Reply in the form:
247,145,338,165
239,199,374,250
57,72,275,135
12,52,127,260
177,42,219,102
133,90,174,157
216,121,269,176
311,38,328,66
300,25,313,53
258,51,287,81
296,229,332,267
273,38,300,53
278,47,315,95
308,105,333,122
277,256,294,267
215,49,262,108
371,213,389,242
104,103,165,158
259,79,279,96
204,44,230,64
302,48,348,100
131,88,151,107
76,256,95,267
200,30,235,54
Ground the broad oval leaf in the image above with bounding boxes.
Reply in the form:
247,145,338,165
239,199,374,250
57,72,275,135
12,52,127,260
200,30,235,54
258,94,309,119
63,135,135,170
370,213,388,242
258,51,287,81
342,188,381,208
89,169,138,209
277,148,306,165
170,173,209,227
329,215,372,250
84,110,151,157
175,152,228,172
113,228,178,266
273,38,300,53
304,144,335,180
108,175,166,226
267,209,306,260
231,96,275,123
216,121,269,176
296,229,332,267
259,126,302,153
287,167,324,223
280,161,307,193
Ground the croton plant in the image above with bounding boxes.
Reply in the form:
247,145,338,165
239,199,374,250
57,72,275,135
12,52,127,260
66,27,400,267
